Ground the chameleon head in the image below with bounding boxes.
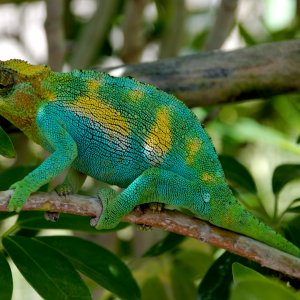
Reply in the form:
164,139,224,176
0,59,51,139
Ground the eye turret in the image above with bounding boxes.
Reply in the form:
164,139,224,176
0,68,16,95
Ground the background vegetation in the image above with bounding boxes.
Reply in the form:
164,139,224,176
1,0,300,299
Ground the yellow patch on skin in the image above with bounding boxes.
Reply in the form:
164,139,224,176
128,89,144,102
186,138,202,165
201,172,214,182
88,79,102,94
40,89,57,102
73,96,131,139
144,107,172,163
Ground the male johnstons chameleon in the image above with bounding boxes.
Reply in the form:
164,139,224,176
0,59,299,258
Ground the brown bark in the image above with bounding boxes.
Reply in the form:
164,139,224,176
102,40,300,107
1,190,300,279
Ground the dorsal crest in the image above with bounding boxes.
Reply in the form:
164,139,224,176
0,59,50,77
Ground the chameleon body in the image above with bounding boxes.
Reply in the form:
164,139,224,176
0,59,300,257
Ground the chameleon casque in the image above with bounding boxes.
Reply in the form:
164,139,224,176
0,59,300,258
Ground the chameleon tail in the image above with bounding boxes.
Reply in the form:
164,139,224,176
211,194,300,258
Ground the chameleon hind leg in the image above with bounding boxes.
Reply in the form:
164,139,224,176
95,167,211,230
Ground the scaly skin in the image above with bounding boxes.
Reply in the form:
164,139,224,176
0,59,299,257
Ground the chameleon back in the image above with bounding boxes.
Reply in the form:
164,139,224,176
41,70,223,190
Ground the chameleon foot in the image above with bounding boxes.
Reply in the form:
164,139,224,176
46,183,73,222
55,183,73,196
149,202,164,213
44,211,60,222
7,181,30,212
95,187,121,230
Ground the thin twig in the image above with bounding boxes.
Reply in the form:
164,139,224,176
203,0,238,50
121,0,149,63
0,190,300,278
45,0,65,71
159,0,186,58
69,0,119,69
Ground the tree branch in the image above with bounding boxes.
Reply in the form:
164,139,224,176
1,190,300,279
101,40,300,107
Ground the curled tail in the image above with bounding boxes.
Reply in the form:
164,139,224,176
210,193,300,258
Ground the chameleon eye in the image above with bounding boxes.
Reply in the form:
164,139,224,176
0,68,16,95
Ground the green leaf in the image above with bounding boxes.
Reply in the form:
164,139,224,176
197,252,274,300
16,211,127,232
143,232,185,257
214,118,300,155
238,23,257,46
0,166,35,190
219,155,257,193
286,206,300,213
231,263,300,300
232,262,265,282
0,251,13,300
197,252,237,300
0,126,15,158
141,276,169,300
0,212,15,222
38,236,141,300
170,265,196,300
175,250,213,280
284,216,300,248
17,211,99,232
286,198,300,214
272,164,300,195
2,236,91,300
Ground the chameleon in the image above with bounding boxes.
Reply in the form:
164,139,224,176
0,59,300,258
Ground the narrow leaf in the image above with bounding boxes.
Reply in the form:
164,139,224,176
0,212,15,222
0,166,35,190
214,118,300,155
170,265,196,300
232,262,265,282
0,126,15,158
143,232,185,257
286,204,300,214
197,252,273,300
197,252,236,300
0,251,13,300
272,164,300,195
231,263,300,300
3,236,91,300
219,155,257,193
38,236,141,300
284,216,300,248
141,276,168,300
238,23,257,46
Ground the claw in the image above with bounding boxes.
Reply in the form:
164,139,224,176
55,183,73,196
45,212,60,222
90,216,100,227
7,181,31,212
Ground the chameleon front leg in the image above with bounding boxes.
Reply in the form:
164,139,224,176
8,114,78,211
96,167,211,229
